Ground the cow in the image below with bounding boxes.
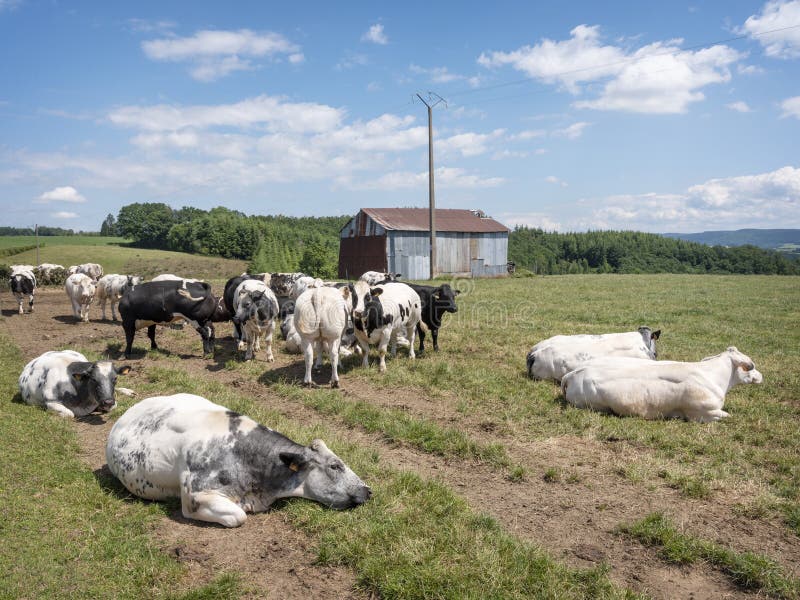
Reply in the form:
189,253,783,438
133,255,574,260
294,284,355,387
96,274,144,321
9,267,36,314
404,282,460,353
151,274,202,283
231,279,280,361
119,280,218,359
106,393,371,527
560,347,763,423
359,271,401,286
526,327,661,382
223,274,254,346
68,263,103,281
270,272,306,299
350,281,421,373
282,297,358,361
65,273,96,322
18,350,133,418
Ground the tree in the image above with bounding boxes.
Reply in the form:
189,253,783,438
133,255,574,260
298,239,338,279
100,213,116,236
117,203,175,248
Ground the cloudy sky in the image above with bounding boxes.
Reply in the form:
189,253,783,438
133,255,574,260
1,0,799,232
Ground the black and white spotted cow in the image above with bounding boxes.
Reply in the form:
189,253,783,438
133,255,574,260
119,280,219,359
106,394,371,527
350,280,421,373
269,272,306,299
9,267,36,314
96,274,143,321
405,282,460,353
359,271,401,286
18,350,133,418
231,279,280,361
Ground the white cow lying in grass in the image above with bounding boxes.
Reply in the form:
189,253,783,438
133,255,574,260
106,394,371,527
560,346,763,423
526,327,660,382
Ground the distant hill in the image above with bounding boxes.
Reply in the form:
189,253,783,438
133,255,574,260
662,229,800,251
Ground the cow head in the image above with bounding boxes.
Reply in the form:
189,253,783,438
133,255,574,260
270,273,304,298
67,361,131,413
433,284,460,314
279,300,296,321
722,346,764,386
638,326,661,359
125,275,144,291
280,439,371,509
352,283,391,335
233,290,277,326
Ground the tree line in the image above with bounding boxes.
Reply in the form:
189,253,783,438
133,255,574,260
0,226,99,236
508,227,799,275
114,203,347,277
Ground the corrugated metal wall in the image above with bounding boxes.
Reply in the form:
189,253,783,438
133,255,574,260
340,211,509,279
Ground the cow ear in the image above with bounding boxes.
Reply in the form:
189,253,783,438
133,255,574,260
115,365,132,376
652,330,661,340
370,287,383,297
67,361,94,381
279,452,308,472
341,286,351,300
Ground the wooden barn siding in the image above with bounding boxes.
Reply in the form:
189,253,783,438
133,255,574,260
340,212,386,238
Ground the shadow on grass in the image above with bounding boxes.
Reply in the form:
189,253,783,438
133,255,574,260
52,315,82,324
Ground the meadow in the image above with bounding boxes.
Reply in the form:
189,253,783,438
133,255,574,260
1,240,798,599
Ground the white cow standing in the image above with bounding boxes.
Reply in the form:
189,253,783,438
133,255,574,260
351,281,421,373
561,347,763,423
526,327,661,382
106,394,371,527
232,279,280,361
68,263,103,281
9,267,37,314
65,273,96,322
96,274,144,321
294,282,354,387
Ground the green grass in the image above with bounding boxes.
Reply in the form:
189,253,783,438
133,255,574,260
618,513,800,598
0,328,243,599
106,361,638,599
2,236,245,281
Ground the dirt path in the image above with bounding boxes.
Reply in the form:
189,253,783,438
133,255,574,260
5,287,796,599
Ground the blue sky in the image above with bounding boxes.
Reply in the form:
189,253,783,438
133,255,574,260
1,0,799,233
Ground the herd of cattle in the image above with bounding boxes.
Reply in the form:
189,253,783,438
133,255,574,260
7,262,763,526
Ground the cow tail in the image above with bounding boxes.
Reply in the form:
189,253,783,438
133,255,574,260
177,282,211,302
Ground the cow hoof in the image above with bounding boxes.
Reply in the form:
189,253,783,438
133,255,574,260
331,381,339,389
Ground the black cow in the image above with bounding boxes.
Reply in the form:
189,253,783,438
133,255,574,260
405,283,460,353
119,281,218,358
223,274,252,345
9,270,36,314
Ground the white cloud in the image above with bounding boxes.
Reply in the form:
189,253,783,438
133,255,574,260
781,96,800,118
108,95,344,133
409,64,482,87
726,101,752,112
480,25,743,114
589,165,800,231
336,52,369,70
501,212,563,231
52,211,78,219
738,64,764,75
37,186,86,203
347,167,504,191
545,175,568,187
439,129,505,157
362,24,388,45
552,122,589,139
0,0,23,12
127,18,175,34
741,0,800,59
366,81,382,92
509,129,546,141
142,29,303,81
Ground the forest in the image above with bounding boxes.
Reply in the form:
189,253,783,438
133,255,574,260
28,203,795,277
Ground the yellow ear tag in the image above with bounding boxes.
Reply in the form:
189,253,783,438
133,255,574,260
289,463,300,472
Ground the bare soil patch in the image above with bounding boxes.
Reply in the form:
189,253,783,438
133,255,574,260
4,286,796,599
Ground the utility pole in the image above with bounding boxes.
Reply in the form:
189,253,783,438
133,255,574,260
35,223,39,265
416,92,445,280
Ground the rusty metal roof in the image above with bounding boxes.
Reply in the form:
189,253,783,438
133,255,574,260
360,208,509,233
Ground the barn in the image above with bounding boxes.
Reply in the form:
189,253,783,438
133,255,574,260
338,207,510,280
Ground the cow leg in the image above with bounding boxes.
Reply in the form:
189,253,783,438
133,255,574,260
390,330,398,357
405,323,416,359
329,337,341,388
16,293,23,314
123,321,136,358
301,339,314,386
416,323,426,354
314,340,323,369
358,338,370,368
71,298,80,319
696,409,730,423
180,485,247,528
378,332,391,373
28,293,35,313
44,401,76,418
100,297,107,320
431,327,439,352
147,325,158,350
